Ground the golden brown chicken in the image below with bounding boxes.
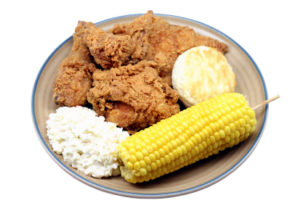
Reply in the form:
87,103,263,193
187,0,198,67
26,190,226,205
53,22,96,106
87,60,180,132
53,11,229,132
112,11,228,85
53,21,136,106
80,21,136,69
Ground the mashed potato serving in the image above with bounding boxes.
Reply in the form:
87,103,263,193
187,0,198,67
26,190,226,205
46,106,129,178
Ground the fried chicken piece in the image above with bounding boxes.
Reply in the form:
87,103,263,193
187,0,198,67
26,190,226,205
53,22,96,106
112,11,228,85
80,21,138,69
87,60,180,132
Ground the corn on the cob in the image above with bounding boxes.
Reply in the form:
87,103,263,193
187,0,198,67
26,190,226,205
118,93,257,183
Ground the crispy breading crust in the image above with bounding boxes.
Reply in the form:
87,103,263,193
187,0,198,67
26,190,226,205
81,21,135,69
87,61,180,132
112,11,228,85
53,23,95,106
53,11,229,132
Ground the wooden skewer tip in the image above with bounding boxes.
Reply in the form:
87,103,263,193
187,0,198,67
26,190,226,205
252,94,280,110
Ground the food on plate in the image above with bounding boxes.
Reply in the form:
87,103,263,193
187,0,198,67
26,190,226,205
172,46,236,107
52,10,229,131
48,11,255,183
53,22,96,106
118,93,257,183
87,60,180,132
80,21,136,69
52,21,136,107
46,106,129,178
112,11,228,85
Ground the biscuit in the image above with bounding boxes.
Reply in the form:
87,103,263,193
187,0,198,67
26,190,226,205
172,46,236,107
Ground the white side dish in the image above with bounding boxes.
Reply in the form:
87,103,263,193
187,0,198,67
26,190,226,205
46,106,129,178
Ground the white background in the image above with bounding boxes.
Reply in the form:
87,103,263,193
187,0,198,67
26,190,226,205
0,0,298,210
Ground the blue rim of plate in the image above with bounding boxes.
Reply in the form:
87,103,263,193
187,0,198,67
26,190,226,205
32,13,268,198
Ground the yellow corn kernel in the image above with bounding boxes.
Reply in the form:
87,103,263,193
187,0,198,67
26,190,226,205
118,93,257,183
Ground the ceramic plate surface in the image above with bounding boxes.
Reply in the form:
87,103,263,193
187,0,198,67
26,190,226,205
32,13,268,198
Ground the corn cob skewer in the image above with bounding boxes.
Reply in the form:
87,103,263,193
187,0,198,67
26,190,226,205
118,93,278,183
252,94,280,110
